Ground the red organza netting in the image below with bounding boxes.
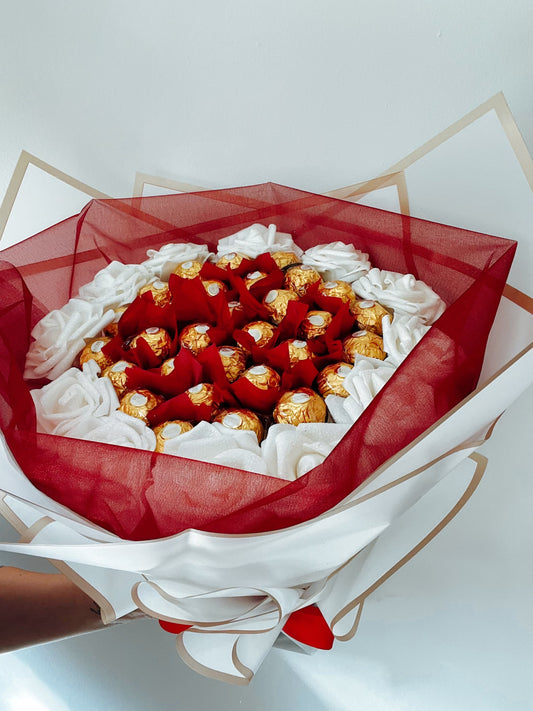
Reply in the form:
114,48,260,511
0,183,516,539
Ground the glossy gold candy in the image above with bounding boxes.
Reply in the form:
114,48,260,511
79,337,114,370
262,289,300,324
350,300,391,336
241,364,281,390
102,360,134,396
299,310,333,339
217,252,249,270
218,345,247,382
202,279,228,297
241,321,276,350
318,280,356,306
270,251,301,269
153,420,194,452
284,265,322,297
273,388,327,425
103,306,128,337
130,327,172,360
173,260,203,279
179,323,212,356
317,362,353,398
286,339,313,366
119,389,163,423
160,356,177,376
343,330,386,362
243,270,268,289
185,382,219,409
214,408,264,442
138,279,171,306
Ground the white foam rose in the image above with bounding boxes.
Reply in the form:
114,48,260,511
78,261,152,310
61,410,157,450
217,223,303,259
31,360,119,435
142,242,212,281
302,242,371,283
352,268,446,324
24,299,116,380
382,313,430,367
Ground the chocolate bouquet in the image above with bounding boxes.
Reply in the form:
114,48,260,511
0,183,528,682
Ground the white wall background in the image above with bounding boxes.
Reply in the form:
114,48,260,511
0,2,532,710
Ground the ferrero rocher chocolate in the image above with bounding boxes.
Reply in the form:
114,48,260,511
153,420,194,452
160,356,177,376
79,337,114,370
216,252,249,270
270,251,301,269
273,388,327,425
214,408,264,442
262,289,300,324
241,364,281,390
350,300,391,336
179,323,212,355
299,310,333,339
218,345,247,382
202,279,228,297
343,330,386,362
102,360,135,396
227,300,245,318
119,389,163,423
138,279,171,306
173,260,203,279
318,280,356,306
317,362,353,398
244,270,268,289
103,306,128,338
241,321,276,350
284,264,322,297
185,382,219,409
286,339,313,365
130,327,172,360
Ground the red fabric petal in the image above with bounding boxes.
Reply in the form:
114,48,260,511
283,606,334,650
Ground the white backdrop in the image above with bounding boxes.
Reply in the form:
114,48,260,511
0,2,532,710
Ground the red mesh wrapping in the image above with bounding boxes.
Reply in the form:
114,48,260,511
0,183,516,540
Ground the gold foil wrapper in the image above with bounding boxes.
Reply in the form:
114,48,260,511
284,265,322,297
202,279,228,297
317,362,353,397
244,270,268,289
273,388,327,425
241,321,276,350
262,288,300,324
318,280,356,306
350,300,391,336
179,323,212,356
79,337,114,370
214,408,264,442
119,389,163,423
130,327,172,360
286,339,313,365
102,360,134,396
216,252,249,270
153,420,194,452
241,364,281,390
103,306,128,338
173,260,203,279
160,356,177,376
270,251,301,269
218,345,247,382
227,300,245,318
138,279,171,307
343,330,386,362
298,310,333,339
185,382,219,409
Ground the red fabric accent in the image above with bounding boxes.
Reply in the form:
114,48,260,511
283,606,334,650
158,620,192,635
0,184,516,541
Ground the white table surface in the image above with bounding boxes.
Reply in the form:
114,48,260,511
0,2,532,709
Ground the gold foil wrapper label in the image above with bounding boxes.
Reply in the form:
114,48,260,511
186,382,218,407
130,393,148,407
146,327,159,335
102,360,132,396
119,389,162,422
319,280,356,305
217,252,249,269
242,364,280,390
248,328,262,341
180,323,211,355
203,279,227,296
317,362,353,397
287,339,313,365
195,324,209,334
242,321,275,349
299,310,333,339
265,290,277,304
263,288,300,324
131,328,172,360
90,340,105,353
223,413,242,428
309,315,325,326
270,251,301,269
188,384,203,394
139,280,171,306
249,365,267,376
80,338,113,369
350,299,391,335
